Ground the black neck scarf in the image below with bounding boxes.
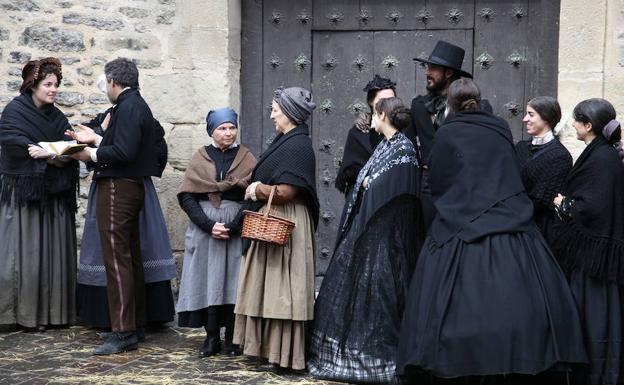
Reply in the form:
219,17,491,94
0,93,78,210
423,94,447,128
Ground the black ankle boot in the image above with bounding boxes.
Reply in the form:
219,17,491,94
199,333,221,358
222,339,242,356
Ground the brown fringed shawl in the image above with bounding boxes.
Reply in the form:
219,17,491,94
177,145,256,208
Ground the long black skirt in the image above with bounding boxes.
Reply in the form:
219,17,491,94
308,196,423,384
567,271,622,385
397,229,587,381
76,281,175,329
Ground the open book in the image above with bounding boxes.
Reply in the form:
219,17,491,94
38,140,87,156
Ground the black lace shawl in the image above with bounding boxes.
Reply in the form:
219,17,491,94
0,93,78,211
550,135,624,282
338,132,421,245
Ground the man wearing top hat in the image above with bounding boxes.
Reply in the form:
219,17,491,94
408,40,492,229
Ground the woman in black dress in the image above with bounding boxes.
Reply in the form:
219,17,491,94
0,58,79,331
515,97,572,238
550,98,624,385
397,79,587,384
309,97,423,384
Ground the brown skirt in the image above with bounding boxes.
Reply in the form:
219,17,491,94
233,315,306,370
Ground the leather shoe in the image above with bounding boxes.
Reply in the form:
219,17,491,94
198,334,221,358
257,362,280,373
98,328,145,342
93,332,139,355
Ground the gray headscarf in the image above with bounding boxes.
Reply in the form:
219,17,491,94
273,87,316,125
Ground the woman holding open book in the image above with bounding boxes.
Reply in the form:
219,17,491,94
0,57,79,331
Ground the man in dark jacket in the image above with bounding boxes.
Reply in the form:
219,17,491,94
408,41,492,229
71,58,159,355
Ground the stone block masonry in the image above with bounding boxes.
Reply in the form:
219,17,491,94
0,0,243,272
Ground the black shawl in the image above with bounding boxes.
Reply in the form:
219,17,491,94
249,124,319,227
228,124,319,237
0,93,78,210
428,111,531,244
550,135,624,282
335,125,373,194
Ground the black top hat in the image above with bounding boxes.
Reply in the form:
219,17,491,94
413,40,472,79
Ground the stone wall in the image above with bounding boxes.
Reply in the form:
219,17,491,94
558,0,624,158
0,0,242,282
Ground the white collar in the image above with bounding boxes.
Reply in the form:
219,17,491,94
531,131,555,145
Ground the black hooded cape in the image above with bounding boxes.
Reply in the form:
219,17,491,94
428,110,532,245
0,93,78,211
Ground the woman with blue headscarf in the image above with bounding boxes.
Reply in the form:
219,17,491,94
176,107,257,358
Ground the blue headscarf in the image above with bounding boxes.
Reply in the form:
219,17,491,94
206,107,238,136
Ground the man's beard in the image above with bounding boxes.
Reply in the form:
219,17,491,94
426,77,449,95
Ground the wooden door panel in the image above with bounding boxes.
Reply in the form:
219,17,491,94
360,0,425,31
261,0,313,151
240,0,263,155
313,0,359,30
474,0,529,141
311,31,375,273
423,0,475,30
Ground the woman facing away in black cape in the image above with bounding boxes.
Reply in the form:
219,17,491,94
515,96,572,240
549,98,624,385
308,97,424,384
396,79,587,385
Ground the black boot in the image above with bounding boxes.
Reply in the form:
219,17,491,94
222,324,241,356
199,331,221,358
222,339,242,356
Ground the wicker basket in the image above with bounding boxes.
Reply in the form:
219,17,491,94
241,185,296,245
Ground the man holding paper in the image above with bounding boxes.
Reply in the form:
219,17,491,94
69,58,160,355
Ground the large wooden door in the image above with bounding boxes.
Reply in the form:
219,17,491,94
241,0,560,276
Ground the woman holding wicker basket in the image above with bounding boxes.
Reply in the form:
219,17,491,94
232,86,319,372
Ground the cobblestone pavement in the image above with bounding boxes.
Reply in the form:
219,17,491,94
0,326,345,385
